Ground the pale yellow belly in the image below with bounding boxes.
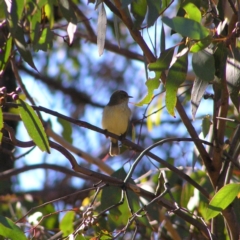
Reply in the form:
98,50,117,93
102,105,131,135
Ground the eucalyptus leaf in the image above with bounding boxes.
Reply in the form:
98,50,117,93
17,99,50,153
226,48,240,112
191,77,209,120
162,16,210,40
97,3,107,56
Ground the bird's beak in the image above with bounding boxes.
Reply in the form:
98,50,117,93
128,95,133,98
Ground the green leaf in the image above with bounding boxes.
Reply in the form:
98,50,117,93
14,26,38,71
166,47,188,116
135,72,160,106
147,0,161,27
0,36,12,74
44,2,54,29
149,47,175,72
3,0,25,35
190,35,212,53
136,47,174,106
60,211,75,237
182,2,201,22
131,0,147,28
0,215,27,240
160,23,165,52
202,115,211,138
100,168,126,212
114,15,120,47
192,49,215,81
29,4,41,45
57,117,73,143
97,3,107,56
34,27,54,52
17,99,50,153
0,107,3,143
205,183,240,220
162,16,210,40
191,77,209,120
58,0,77,23
226,48,240,112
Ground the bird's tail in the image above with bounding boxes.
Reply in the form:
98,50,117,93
110,140,119,156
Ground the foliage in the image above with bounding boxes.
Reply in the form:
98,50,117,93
0,0,240,239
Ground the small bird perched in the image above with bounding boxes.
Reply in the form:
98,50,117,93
102,90,132,156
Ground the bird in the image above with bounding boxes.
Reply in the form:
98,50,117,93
102,90,132,156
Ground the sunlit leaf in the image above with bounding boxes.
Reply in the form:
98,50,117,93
60,211,75,237
191,77,209,120
182,2,201,22
166,47,188,116
17,99,50,153
28,2,41,44
34,27,54,51
190,35,212,53
44,2,54,28
0,215,27,240
97,3,107,56
162,16,210,40
192,49,215,81
226,48,240,112
0,36,12,75
205,183,240,220
135,72,160,106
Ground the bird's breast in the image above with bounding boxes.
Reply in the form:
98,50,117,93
102,104,131,135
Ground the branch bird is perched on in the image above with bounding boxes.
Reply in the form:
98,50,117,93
102,90,132,156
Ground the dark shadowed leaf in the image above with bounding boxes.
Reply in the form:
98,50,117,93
160,23,165,51
202,115,211,138
59,0,77,23
191,77,209,120
57,117,73,143
192,49,215,81
147,0,161,27
17,99,50,153
162,16,210,40
226,48,240,112
122,0,134,8
0,107,2,143
14,26,38,71
3,0,24,34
